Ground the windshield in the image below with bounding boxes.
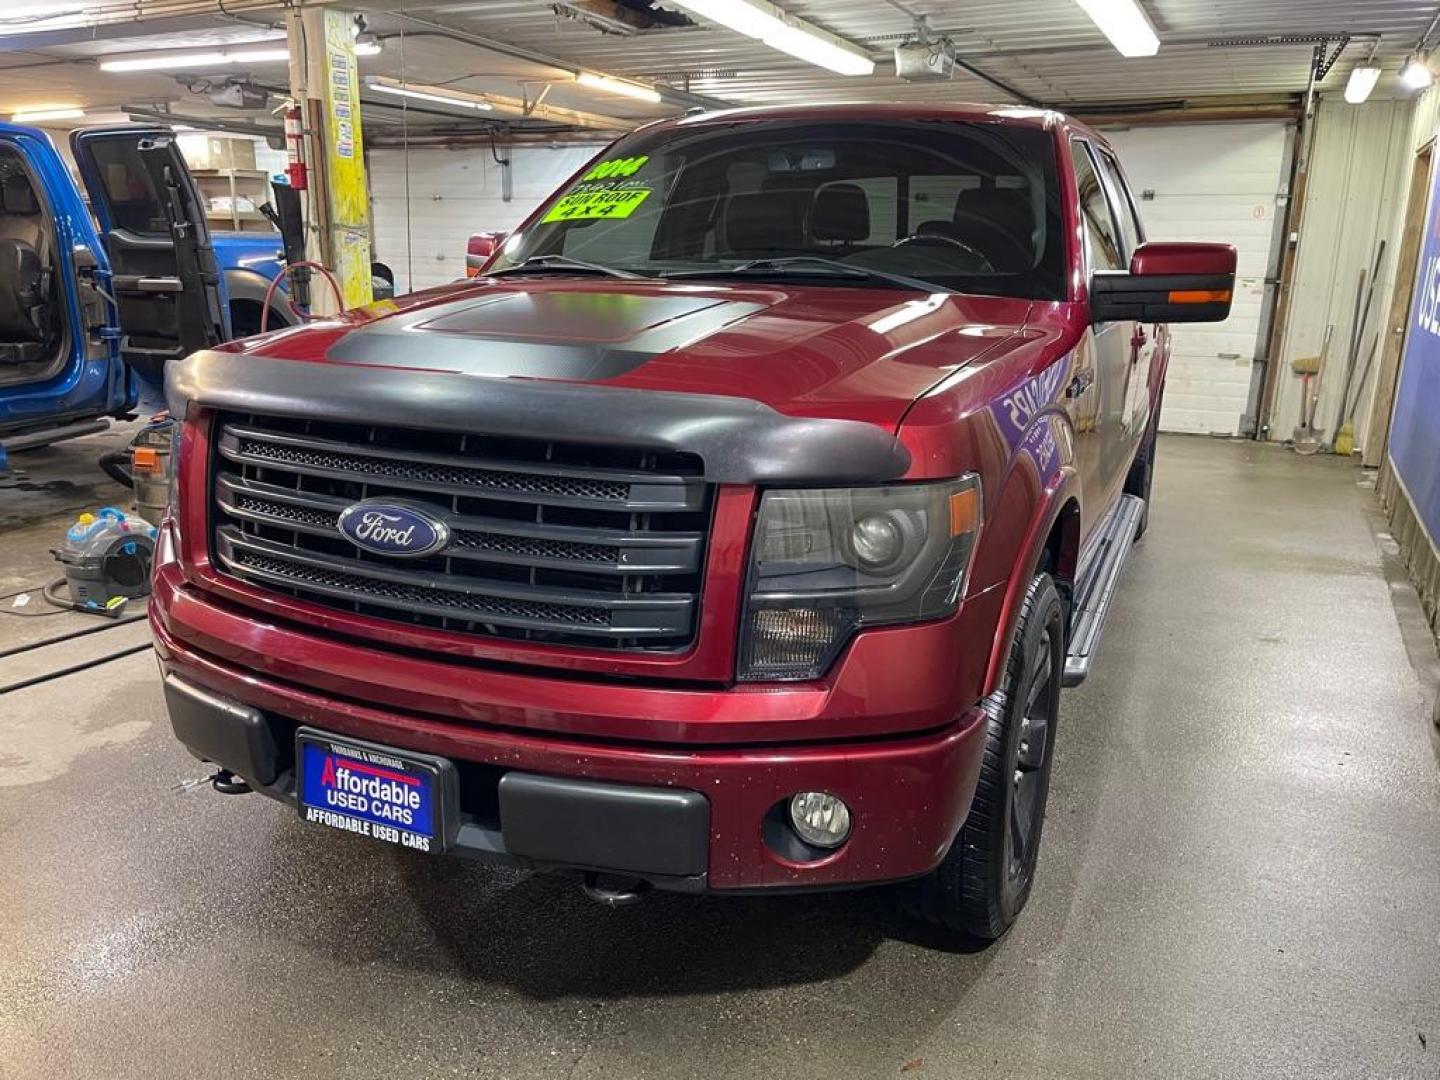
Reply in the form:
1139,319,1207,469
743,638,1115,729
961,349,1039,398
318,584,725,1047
491,120,1066,300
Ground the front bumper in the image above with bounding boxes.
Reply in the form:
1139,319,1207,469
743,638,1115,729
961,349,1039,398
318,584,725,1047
153,596,989,892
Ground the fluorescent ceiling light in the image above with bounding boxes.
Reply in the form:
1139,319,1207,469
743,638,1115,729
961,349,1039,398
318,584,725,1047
667,0,874,76
576,72,663,104
1344,65,1382,104
101,40,378,73
766,24,874,76
366,79,494,111
1071,0,1160,58
104,47,284,71
671,0,786,38
1401,54,1434,90
11,106,85,123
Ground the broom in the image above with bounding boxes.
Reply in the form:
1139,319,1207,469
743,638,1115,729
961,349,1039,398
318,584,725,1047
1335,332,1380,457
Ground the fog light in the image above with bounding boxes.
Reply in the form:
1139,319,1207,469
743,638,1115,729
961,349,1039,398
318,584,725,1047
788,791,852,848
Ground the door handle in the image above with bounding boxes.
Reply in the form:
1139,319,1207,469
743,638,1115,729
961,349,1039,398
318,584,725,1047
114,275,184,294
138,276,183,293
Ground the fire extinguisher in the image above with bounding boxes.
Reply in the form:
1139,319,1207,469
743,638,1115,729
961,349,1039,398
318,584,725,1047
284,105,307,190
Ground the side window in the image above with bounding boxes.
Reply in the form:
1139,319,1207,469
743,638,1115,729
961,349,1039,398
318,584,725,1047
86,139,166,234
1096,149,1143,258
1071,139,1124,273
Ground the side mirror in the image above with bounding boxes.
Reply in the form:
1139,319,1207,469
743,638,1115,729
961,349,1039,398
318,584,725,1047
465,231,507,277
1090,241,1237,324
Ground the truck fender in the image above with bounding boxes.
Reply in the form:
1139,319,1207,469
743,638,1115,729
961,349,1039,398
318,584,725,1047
223,267,293,333
979,437,1083,698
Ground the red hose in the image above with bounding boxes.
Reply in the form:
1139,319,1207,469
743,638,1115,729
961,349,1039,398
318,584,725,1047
259,259,347,334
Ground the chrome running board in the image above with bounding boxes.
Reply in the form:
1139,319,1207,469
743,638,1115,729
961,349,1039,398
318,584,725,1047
1063,494,1145,688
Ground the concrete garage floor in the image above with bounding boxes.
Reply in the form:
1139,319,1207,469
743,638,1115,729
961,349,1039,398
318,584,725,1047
1,435,1438,1080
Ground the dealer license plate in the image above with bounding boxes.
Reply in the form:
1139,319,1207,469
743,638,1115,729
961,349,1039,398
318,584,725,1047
296,731,445,854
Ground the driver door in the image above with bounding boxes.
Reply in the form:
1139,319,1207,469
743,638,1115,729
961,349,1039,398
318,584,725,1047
1070,138,1135,518
70,126,227,384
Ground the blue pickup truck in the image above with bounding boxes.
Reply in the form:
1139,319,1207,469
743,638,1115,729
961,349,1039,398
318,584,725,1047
0,122,293,459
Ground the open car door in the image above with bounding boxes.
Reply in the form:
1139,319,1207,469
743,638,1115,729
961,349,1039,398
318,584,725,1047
71,125,227,384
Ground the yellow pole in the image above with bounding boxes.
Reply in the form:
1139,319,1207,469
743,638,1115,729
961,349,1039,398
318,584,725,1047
286,7,373,313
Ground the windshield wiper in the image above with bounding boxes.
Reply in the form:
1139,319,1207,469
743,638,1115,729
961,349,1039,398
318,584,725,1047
487,255,642,280
665,256,943,292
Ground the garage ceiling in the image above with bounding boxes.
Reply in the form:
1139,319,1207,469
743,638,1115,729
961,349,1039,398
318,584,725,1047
401,0,1438,107
0,0,1437,132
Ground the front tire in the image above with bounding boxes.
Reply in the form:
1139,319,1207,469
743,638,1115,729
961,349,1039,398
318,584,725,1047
903,573,1064,940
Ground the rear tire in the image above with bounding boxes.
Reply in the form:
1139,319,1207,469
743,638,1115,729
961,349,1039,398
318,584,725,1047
902,573,1064,940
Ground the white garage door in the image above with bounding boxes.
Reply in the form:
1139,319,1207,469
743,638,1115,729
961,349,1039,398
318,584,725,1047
370,144,604,294
1104,122,1292,435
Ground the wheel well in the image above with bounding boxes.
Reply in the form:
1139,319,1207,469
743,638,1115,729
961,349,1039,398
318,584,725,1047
229,297,289,339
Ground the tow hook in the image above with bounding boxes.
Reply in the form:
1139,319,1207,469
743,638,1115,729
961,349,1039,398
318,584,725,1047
210,769,252,795
579,872,650,908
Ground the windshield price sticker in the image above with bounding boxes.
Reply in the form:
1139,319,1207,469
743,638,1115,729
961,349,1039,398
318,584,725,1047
542,186,651,223
541,154,652,222
582,154,648,181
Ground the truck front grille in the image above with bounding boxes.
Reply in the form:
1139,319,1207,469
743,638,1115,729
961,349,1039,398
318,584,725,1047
209,413,712,651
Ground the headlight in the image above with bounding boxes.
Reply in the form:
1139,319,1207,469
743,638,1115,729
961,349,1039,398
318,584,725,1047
738,476,981,681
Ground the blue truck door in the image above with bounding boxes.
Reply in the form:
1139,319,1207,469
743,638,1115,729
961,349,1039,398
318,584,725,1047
70,126,228,386
0,122,131,440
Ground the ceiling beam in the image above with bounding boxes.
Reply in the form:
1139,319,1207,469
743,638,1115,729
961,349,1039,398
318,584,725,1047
0,5,278,54
122,104,284,143
360,83,633,132
377,10,734,111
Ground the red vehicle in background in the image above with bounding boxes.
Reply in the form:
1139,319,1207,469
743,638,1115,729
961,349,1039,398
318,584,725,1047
466,230,506,276
152,104,1234,939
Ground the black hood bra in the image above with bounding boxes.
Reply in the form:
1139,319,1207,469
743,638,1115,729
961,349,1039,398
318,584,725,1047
167,348,912,487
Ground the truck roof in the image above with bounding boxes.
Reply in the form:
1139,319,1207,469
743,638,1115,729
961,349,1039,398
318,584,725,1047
637,101,1107,146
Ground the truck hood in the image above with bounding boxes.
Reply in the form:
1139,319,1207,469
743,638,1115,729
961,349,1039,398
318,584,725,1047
247,278,1034,430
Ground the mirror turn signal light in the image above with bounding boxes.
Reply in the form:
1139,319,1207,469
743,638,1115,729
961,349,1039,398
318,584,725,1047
1167,289,1232,304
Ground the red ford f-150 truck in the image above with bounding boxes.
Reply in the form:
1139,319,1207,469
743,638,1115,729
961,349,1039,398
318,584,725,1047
152,104,1234,939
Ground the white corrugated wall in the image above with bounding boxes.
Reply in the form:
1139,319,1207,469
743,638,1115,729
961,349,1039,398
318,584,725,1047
369,143,605,294
1104,122,1292,436
1271,97,1418,447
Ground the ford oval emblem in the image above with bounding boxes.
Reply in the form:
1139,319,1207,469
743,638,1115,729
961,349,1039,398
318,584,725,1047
336,500,450,558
